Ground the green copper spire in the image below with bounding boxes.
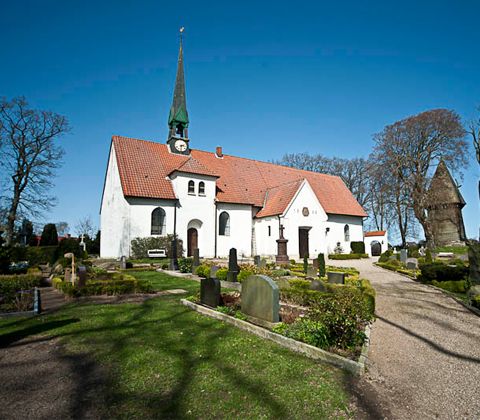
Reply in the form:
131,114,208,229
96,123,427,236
168,28,189,137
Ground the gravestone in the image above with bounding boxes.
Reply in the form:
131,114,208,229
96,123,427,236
406,258,418,270
306,266,317,278
227,248,239,282
312,258,319,270
241,275,279,323
310,279,328,292
120,256,127,270
77,266,87,288
254,255,261,267
275,224,289,265
259,258,267,269
64,268,72,283
400,249,408,264
200,278,221,308
210,265,220,279
169,239,179,271
192,248,200,272
327,271,345,284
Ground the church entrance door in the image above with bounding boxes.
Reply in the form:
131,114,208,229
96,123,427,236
298,228,310,258
187,228,198,257
371,241,381,256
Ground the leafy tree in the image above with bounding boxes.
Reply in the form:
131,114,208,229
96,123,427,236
373,109,467,248
0,97,70,245
40,223,58,246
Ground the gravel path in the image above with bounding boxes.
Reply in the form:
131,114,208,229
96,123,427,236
329,258,480,419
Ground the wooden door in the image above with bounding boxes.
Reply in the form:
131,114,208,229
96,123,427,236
298,228,309,258
371,241,381,256
187,228,198,257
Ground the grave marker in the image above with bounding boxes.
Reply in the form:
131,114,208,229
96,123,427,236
241,275,279,323
327,271,345,284
120,256,127,270
192,248,200,272
200,278,221,308
400,249,408,264
254,255,261,267
227,248,239,282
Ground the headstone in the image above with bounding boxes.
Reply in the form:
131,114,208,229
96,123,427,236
120,255,127,270
327,271,345,284
64,268,72,283
169,239,179,271
259,258,267,269
210,265,220,279
418,246,426,257
200,278,221,308
406,258,418,270
254,255,261,267
275,224,289,265
241,275,279,323
310,279,328,292
306,266,317,278
400,249,408,264
192,248,200,272
77,265,87,288
312,258,319,270
227,248,239,282
80,234,86,252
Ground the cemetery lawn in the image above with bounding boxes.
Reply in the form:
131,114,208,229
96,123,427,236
0,271,354,419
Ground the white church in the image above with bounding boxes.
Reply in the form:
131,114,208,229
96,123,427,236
100,38,368,259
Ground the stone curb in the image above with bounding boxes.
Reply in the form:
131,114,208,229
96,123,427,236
181,299,369,376
374,264,480,317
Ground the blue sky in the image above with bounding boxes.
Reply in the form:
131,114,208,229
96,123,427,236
1,0,479,239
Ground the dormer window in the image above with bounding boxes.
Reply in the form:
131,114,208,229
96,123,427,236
188,180,195,195
199,181,205,196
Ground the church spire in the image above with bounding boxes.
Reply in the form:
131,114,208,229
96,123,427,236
168,27,189,139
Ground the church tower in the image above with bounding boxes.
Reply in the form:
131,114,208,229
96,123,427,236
167,28,190,155
427,160,467,246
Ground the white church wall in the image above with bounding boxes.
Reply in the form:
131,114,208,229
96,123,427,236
254,216,279,257
216,203,253,258
325,214,364,255
100,146,132,258
282,180,328,260
170,172,217,257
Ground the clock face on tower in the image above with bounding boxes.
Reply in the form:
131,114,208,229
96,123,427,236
174,139,188,152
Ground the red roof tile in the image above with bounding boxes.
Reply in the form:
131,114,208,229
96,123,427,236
256,179,304,218
364,230,386,237
112,136,368,217
171,157,218,178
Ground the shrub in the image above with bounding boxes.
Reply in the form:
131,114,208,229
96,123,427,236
274,319,330,348
432,280,467,293
0,273,42,311
26,246,58,265
215,267,228,280
418,262,468,282
378,249,393,263
350,241,365,254
425,248,433,263
271,269,289,277
130,235,184,259
40,223,58,246
472,295,480,309
289,279,312,291
195,264,211,278
58,237,83,259
318,253,326,277
178,257,193,273
328,253,368,260
238,269,253,282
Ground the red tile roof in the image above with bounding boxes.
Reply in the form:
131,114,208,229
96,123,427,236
171,157,218,178
364,230,386,237
112,136,368,217
256,179,304,218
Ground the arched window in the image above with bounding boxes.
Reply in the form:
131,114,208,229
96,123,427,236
219,211,230,236
344,224,350,242
151,207,166,235
188,180,195,195
199,181,205,195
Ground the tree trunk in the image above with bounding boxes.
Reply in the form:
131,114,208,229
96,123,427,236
5,187,21,246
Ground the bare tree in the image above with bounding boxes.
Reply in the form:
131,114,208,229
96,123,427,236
0,97,70,245
55,221,70,236
467,107,480,198
373,109,468,248
75,216,96,238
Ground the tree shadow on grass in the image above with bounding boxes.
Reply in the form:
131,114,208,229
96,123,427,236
0,318,80,348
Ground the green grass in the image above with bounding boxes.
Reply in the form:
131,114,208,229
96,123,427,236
0,271,354,418
434,245,468,255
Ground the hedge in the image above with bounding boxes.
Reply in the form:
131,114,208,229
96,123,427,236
350,241,365,254
418,262,468,282
432,280,468,294
328,253,369,260
0,274,42,311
